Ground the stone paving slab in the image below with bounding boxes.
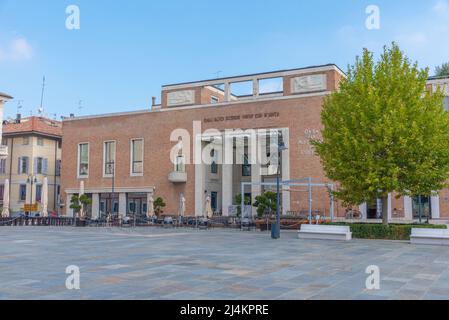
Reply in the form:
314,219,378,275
0,227,449,300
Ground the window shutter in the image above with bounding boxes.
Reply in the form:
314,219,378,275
18,157,22,174
24,157,29,174
56,160,61,176
33,158,38,174
43,158,48,175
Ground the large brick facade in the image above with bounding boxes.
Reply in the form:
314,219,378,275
60,66,449,222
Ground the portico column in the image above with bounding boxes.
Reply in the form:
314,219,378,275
359,203,367,220
431,194,440,219
251,159,261,217
195,138,205,217
66,194,74,217
119,193,127,217
91,193,100,219
281,129,290,215
404,196,413,221
222,135,233,216
387,193,392,221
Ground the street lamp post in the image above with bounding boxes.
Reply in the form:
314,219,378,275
272,134,287,240
27,175,37,217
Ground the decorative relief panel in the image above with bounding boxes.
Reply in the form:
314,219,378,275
167,90,195,107
291,74,327,94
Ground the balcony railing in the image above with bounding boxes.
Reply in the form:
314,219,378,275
168,171,187,183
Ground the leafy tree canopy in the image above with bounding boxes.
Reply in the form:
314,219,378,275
313,43,449,208
435,62,449,77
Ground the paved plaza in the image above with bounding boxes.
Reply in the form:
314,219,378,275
1,227,449,300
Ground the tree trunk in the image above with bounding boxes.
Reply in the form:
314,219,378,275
381,196,389,225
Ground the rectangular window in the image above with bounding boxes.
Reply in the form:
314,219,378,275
19,184,27,201
0,158,6,175
0,184,4,201
78,143,89,177
104,141,116,176
211,96,219,104
37,137,44,146
36,184,42,202
56,160,61,176
22,137,29,145
131,139,144,175
210,149,218,174
211,192,218,211
18,157,29,175
242,154,251,177
175,155,185,173
1,139,7,146
34,157,47,175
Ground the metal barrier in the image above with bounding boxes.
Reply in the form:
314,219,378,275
0,217,76,226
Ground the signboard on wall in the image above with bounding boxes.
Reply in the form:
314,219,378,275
24,204,39,212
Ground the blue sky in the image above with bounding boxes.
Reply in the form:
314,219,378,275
0,0,448,119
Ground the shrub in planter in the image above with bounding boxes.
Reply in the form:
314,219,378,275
324,222,447,240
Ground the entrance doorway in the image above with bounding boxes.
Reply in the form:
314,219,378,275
412,196,432,220
128,193,147,220
99,193,119,219
367,200,378,219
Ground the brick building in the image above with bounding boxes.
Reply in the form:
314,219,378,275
60,65,449,222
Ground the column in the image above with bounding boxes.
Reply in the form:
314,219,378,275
251,160,261,217
359,203,367,220
195,135,206,218
66,194,74,217
222,135,233,216
387,193,392,220
281,129,290,215
224,82,231,102
119,193,127,218
252,79,259,98
91,193,100,219
404,196,413,221
431,195,440,219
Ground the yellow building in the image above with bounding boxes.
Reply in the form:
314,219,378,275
1,116,62,216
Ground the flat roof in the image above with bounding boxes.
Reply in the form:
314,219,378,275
428,75,449,81
162,64,346,88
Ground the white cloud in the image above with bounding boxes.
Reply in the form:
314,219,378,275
0,37,33,62
433,0,449,14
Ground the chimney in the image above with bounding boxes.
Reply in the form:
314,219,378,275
70,113,75,118
15,114,22,123
152,97,157,107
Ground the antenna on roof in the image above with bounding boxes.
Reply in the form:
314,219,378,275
16,100,23,115
38,76,46,115
78,100,83,112
214,71,223,79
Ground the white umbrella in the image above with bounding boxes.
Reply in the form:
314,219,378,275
147,196,155,218
205,194,213,218
179,193,186,218
1,179,9,218
79,180,85,218
41,177,48,217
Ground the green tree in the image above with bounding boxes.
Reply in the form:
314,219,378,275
70,194,92,219
234,193,251,217
312,43,449,225
435,62,449,77
153,197,166,216
253,191,277,218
